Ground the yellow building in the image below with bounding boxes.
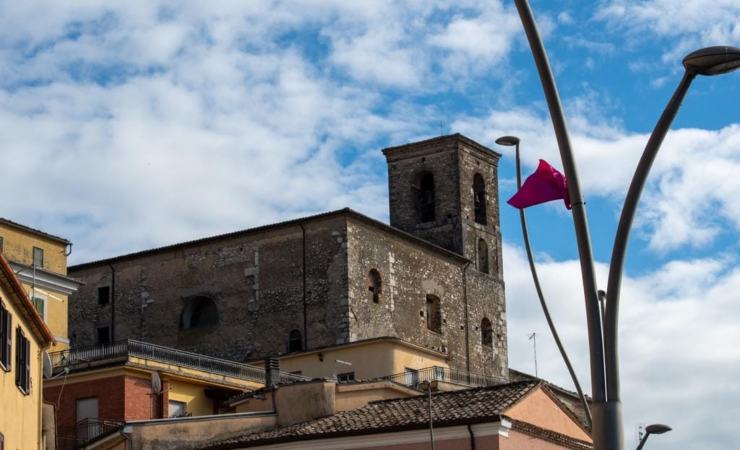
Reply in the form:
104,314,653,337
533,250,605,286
0,253,55,450
0,218,81,351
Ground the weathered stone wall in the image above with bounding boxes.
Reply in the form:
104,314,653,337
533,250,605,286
68,215,350,361
384,137,463,254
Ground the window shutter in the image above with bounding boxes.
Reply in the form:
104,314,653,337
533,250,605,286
15,328,21,386
5,312,11,370
24,336,30,392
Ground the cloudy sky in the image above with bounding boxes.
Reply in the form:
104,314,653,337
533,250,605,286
1,0,738,447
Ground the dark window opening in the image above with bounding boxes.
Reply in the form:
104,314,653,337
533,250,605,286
425,295,442,333
181,296,219,329
288,329,303,353
97,326,110,346
477,238,489,274
15,327,30,394
368,269,382,303
473,173,487,225
0,302,11,371
337,372,355,382
414,172,436,223
481,318,493,347
0,236,4,253
33,247,44,268
97,286,110,306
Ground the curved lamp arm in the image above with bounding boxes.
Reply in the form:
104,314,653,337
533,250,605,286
512,141,592,428
604,71,696,401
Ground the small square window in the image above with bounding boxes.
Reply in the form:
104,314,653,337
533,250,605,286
97,286,110,306
337,372,355,382
33,247,44,268
168,400,187,418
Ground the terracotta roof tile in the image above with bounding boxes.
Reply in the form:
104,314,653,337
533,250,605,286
205,381,539,449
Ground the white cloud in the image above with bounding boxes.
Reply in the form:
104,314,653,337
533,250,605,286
453,106,740,252
503,242,740,450
597,0,740,62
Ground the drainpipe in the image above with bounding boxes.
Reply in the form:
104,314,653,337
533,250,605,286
107,263,116,342
462,261,472,379
467,424,477,450
299,224,308,350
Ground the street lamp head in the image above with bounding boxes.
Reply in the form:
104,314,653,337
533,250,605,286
683,46,740,76
645,424,672,435
495,135,520,146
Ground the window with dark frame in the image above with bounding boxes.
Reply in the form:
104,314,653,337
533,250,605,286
97,326,110,346
337,372,355,382
481,317,493,347
15,327,30,394
425,295,442,333
0,301,10,371
97,286,110,306
288,329,303,353
368,269,382,303
32,247,44,268
477,238,489,274
415,171,436,223
473,173,487,225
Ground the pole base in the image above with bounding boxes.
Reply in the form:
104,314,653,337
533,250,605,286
592,401,624,450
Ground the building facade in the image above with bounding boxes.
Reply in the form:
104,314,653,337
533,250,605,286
68,134,508,380
0,218,81,351
0,254,55,450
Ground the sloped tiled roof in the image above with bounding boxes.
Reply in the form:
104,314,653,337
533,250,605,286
205,381,539,449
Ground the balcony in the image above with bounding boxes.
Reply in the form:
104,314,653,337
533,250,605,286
383,366,508,390
50,339,311,385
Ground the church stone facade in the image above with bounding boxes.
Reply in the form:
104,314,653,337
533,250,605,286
67,134,508,379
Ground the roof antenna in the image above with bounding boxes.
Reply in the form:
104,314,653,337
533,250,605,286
528,332,538,377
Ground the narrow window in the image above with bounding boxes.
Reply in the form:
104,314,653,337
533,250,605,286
405,367,419,387
15,327,30,394
415,172,436,222
477,238,489,274
368,269,382,303
33,247,44,268
32,296,45,320
481,318,493,347
337,372,355,382
181,296,219,329
96,326,110,346
473,173,487,225
288,329,303,353
97,286,110,306
425,295,441,333
76,397,99,441
0,302,11,370
0,236,4,253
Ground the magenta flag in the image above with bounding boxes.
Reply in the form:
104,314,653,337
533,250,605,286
507,159,571,209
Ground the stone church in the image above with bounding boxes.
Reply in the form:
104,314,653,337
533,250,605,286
67,134,508,380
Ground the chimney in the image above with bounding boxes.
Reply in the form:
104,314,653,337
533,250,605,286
265,357,280,387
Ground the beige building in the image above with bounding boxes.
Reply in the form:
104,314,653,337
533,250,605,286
0,218,81,351
0,253,55,449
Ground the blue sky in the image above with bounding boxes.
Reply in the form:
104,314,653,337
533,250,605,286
1,1,738,448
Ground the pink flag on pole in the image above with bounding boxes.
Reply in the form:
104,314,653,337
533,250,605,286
507,159,571,209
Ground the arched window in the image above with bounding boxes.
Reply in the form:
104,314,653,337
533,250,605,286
425,295,441,333
415,172,436,222
477,238,489,274
481,317,493,347
181,296,219,329
368,269,382,303
473,173,487,225
288,329,303,353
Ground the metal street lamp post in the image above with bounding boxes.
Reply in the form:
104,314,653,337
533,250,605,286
511,0,740,448
636,424,672,450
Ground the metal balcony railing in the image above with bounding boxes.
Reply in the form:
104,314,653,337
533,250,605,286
50,339,311,385
56,418,123,450
383,365,508,389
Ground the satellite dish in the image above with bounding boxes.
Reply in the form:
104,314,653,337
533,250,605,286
43,351,53,379
151,371,162,394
